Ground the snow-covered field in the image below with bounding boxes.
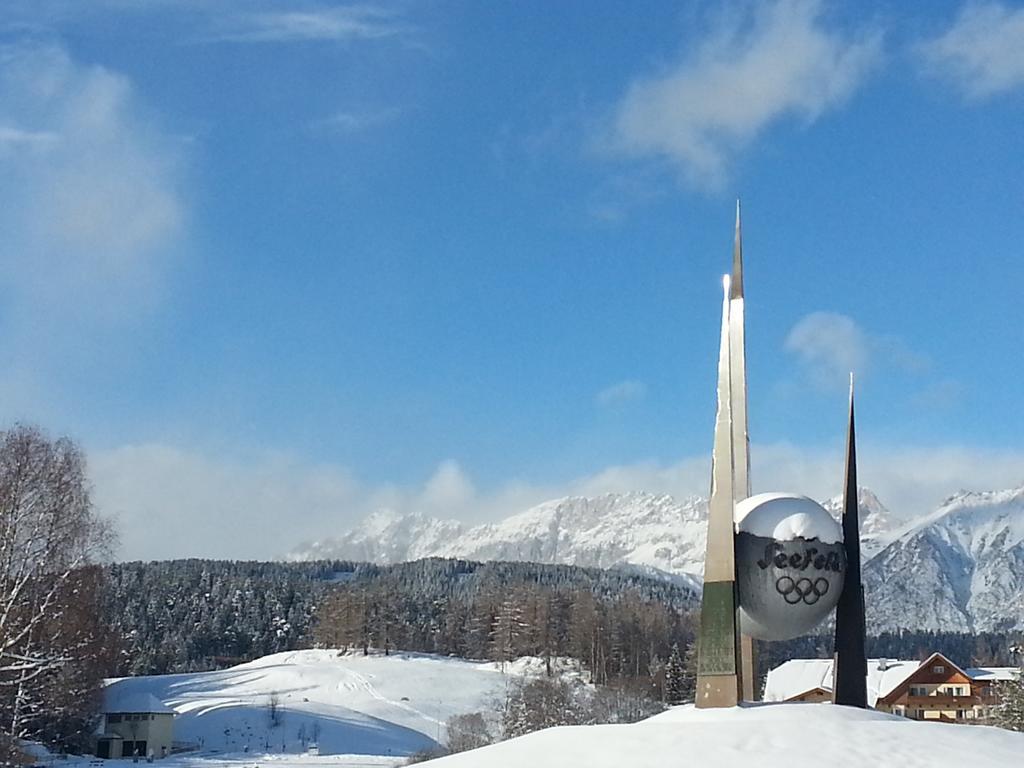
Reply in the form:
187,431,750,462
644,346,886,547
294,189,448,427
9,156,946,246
32,650,1024,768
83,650,571,768
422,701,1024,767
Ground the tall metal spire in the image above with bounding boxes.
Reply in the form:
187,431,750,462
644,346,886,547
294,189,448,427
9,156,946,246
695,275,742,708
833,374,868,708
728,200,750,502
728,199,755,701
730,199,743,300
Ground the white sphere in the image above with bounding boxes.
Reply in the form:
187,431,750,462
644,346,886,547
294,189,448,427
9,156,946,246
734,493,845,641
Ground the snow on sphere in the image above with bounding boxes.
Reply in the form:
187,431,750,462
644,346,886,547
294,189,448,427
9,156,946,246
734,493,846,641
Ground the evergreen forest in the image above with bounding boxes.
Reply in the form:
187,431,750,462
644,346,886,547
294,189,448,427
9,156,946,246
103,557,1022,693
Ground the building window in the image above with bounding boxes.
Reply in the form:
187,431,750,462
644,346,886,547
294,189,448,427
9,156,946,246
934,665,945,673
107,714,122,724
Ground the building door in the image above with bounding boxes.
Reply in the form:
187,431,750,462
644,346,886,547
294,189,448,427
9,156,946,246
136,740,147,757
96,740,111,759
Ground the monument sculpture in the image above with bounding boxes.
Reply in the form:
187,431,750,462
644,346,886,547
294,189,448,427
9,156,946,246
694,204,867,708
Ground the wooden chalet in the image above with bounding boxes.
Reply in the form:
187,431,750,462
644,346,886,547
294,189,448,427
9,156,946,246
765,652,1017,724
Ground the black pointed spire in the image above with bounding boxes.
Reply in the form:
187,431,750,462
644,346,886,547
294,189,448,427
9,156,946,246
834,374,868,708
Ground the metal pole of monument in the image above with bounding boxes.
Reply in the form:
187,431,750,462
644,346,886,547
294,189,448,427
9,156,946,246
729,201,758,703
833,375,868,707
695,274,742,708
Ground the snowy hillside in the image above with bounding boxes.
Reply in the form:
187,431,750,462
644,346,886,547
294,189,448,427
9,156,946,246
103,650,568,762
420,702,1024,767
864,485,1024,632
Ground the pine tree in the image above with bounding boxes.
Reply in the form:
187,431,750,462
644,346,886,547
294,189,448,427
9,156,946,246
994,668,1024,732
680,641,698,702
665,643,686,705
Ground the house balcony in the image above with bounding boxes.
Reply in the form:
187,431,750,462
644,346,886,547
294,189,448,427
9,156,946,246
903,695,978,708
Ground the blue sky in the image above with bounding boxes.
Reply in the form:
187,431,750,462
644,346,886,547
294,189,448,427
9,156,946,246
1,0,1022,559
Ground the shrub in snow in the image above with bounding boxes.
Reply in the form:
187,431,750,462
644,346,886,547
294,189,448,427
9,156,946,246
501,678,588,739
405,746,448,764
446,712,494,753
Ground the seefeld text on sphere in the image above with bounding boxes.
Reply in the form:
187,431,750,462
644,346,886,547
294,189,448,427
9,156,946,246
734,493,846,641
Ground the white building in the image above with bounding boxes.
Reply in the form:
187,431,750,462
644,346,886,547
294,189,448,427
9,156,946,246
96,692,176,759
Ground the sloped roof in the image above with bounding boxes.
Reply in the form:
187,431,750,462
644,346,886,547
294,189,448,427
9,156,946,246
964,667,1019,682
103,691,175,715
764,658,920,707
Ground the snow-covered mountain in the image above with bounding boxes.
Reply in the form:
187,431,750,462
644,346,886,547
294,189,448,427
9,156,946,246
822,487,894,558
863,486,1024,633
296,508,464,564
292,484,1024,632
291,492,708,589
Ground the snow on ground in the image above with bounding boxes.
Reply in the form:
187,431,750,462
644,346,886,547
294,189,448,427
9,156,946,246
422,702,1024,767
99,650,570,766
38,753,402,768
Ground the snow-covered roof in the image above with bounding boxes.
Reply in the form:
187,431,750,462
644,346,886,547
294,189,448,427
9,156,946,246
764,658,920,707
965,667,1019,682
103,691,175,715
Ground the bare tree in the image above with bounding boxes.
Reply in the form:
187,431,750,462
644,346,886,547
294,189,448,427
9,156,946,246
0,425,113,758
267,691,282,728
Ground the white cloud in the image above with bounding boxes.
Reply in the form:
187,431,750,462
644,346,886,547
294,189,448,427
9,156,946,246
918,1,1024,99
607,0,881,188
785,311,871,388
0,42,185,328
90,438,1024,561
0,42,186,421
420,459,476,515
90,445,363,562
212,6,406,43
595,379,648,408
784,311,930,390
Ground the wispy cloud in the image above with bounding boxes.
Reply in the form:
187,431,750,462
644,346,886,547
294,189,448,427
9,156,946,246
918,1,1024,99
311,106,403,134
784,311,929,390
211,5,408,44
912,378,965,410
605,0,882,189
595,379,648,408
0,42,186,417
0,124,59,152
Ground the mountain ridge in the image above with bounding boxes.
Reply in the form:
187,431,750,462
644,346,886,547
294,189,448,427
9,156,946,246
290,484,1024,632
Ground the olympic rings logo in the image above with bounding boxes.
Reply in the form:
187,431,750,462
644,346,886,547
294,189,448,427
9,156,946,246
775,575,829,605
